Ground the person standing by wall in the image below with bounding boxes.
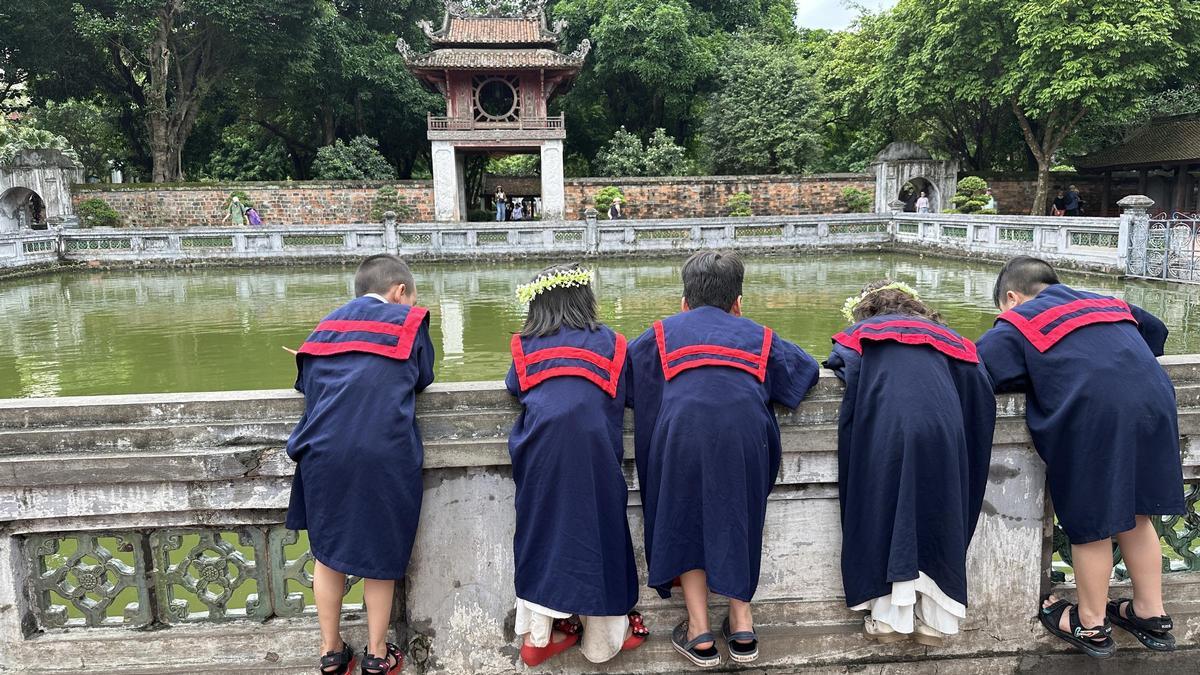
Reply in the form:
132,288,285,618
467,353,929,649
608,197,624,220
916,192,930,214
1064,185,1082,216
495,187,507,222
984,189,997,213
223,196,246,226
1051,190,1067,217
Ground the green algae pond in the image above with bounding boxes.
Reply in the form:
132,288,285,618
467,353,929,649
3,252,1199,399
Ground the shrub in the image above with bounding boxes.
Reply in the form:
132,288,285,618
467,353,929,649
76,198,121,228
840,187,873,213
594,127,689,177
951,176,994,214
312,136,396,180
728,192,753,217
594,186,625,218
370,186,414,222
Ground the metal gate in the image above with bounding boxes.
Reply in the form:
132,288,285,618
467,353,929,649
1128,212,1200,282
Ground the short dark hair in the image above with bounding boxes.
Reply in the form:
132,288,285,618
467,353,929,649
521,263,599,337
354,254,415,297
992,256,1058,307
682,250,743,312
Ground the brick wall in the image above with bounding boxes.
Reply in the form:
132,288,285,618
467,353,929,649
73,174,875,226
978,174,1140,216
71,182,435,228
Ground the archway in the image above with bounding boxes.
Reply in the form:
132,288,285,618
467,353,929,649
898,177,939,213
0,187,48,232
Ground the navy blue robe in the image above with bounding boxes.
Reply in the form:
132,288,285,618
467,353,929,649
825,316,996,608
628,306,820,601
286,296,436,579
504,325,638,616
976,284,1184,544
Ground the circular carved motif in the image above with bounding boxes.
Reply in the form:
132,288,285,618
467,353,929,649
199,563,224,583
474,77,519,122
75,570,100,591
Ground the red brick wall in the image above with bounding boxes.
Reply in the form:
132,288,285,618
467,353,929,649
976,174,1140,216
72,174,876,226
71,182,435,228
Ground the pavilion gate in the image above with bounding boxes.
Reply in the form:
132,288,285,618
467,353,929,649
1128,212,1200,282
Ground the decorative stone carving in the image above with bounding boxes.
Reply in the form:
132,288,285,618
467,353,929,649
395,37,415,60
569,38,592,60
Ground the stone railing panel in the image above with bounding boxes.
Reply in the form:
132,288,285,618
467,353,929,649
892,213,1123,270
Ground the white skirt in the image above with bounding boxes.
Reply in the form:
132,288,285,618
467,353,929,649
849,572,966,634
514,598,630,663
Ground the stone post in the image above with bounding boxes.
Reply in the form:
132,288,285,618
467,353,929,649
1118,195,1154,276
539,140,566,220
430,140,461,222
383,211,398,254
584,207,599,254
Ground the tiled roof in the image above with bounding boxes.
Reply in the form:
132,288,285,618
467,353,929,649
435,18,557,45
1078,117,1200,169
406,48,584,70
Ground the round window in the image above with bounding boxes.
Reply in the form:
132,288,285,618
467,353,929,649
475,78,518,121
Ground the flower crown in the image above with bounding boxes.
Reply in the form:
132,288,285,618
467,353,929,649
516,267,595,304
841,281,920,323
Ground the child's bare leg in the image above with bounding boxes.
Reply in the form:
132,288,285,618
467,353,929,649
1044,539,1111,631
363,578,396,658
1114,515,1166,618
680,569,713,647
728,598,754,640
313,560,346,655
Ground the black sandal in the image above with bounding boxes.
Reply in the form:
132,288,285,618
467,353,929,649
319,642,355,674
1107,598,1176,651
1038,594,1115,659
360,642,403,675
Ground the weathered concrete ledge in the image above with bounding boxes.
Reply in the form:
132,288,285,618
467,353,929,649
1,360,1198,673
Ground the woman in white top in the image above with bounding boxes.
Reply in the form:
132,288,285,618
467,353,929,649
916,192,930,213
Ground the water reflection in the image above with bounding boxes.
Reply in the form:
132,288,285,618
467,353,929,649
1,254,1197,398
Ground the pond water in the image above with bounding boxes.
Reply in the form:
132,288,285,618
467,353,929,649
3,253,1199,399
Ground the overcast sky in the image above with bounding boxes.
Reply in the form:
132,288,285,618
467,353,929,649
795,0,898,31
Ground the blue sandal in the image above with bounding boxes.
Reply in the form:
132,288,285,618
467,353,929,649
671,620,720,668
721,615,760,663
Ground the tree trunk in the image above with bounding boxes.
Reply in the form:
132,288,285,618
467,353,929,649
1012,99,1088,216
1034,161,1051,216
147,7,177,182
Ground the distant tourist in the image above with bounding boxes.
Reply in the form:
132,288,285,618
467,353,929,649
1064,185,1082,216
507,263,649,667
984,189,997,212
608,197,625,220
495,187,507,222
245,205,263,226
916,192,930,213
513,202,525,221
977,256,1182,658
285,254,433,675
223,196,246,226
1051,190,1067,217
826,280,995,647
533,197,542,219
626,251,820,668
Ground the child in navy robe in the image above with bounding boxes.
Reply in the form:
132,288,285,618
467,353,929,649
286,254,435,675
627,251,820,668
825,280,995,647
976,256,1183,658
504,263,648,667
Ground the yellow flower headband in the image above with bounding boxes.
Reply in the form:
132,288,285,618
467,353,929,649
516,267,595,304
841,281,920,322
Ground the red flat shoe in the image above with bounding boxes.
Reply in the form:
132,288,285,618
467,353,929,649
622,611,650,651
520,632,580,667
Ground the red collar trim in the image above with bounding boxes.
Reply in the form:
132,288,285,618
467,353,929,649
833,319,979,363
998,298,1136,352
297,306,428,361
654,320,773,382
510,332,627,397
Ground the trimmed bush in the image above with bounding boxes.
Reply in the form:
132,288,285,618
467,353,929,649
728,192,753,217
840,187,873,213
370,186,413,222
76,198,121,228
951,176,995,214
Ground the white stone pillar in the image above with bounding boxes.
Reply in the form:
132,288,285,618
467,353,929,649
1118,194,1155,276
539,140,566,221
455,152,468,220
431,140,461,222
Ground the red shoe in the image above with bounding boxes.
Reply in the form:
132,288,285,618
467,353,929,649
622,611,650,651
520,632,580,667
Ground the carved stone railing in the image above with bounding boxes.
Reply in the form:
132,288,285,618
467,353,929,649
2,360,1198,672
427,113,566,131
892,212,1124,271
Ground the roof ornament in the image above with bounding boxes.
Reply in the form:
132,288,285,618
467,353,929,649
417,19,438,40
569,39,592,61
444,0,547,19
395,37,416,60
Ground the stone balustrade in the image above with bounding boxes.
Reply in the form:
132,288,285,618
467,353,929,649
0,211,1133,276
1,361,1198,673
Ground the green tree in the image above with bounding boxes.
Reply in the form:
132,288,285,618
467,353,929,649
595,127,689,177
24,99,129,179
0,117,77,165
702,34,824,174
950,176,994,214
311,136,395,180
